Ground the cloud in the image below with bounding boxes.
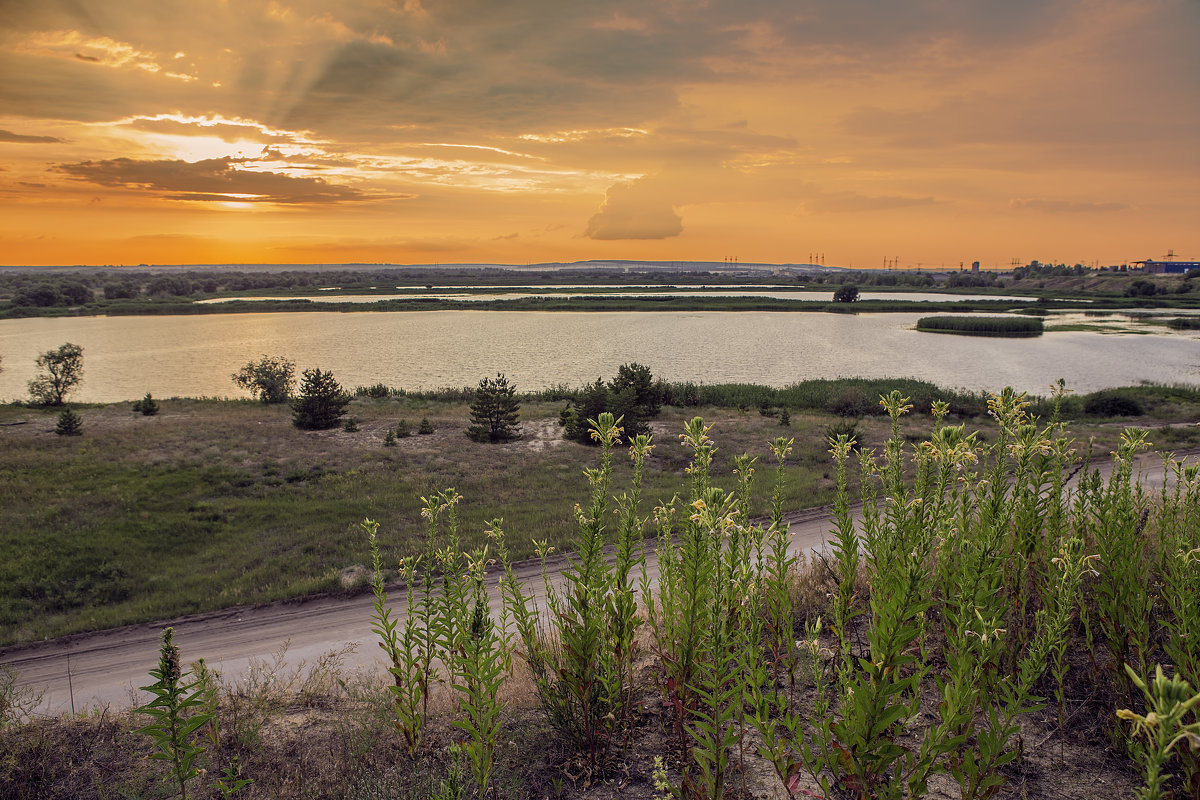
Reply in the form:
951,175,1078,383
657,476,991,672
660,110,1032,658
0,129,64,143
119,114,313,145
53,156,370,204
1010,198,1128,214
13,29,196,81
584,177,682,240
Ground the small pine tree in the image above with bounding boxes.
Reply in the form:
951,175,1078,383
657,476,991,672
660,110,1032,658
418,417,434,434
563,363,661,444
466,373,520,443
343,417,360,432
396,419,412,438
383,429,397,447
563,378,610,443
779,408,791,427
138,392,159,416
291,368,351,430
55,407,83,436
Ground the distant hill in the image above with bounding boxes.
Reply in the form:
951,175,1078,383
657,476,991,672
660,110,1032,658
0,259,850,274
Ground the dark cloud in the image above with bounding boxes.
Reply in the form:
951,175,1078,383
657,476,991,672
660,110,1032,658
53,156,370,204
0,129,64,143
584,177,682,240
1010,198,1128,213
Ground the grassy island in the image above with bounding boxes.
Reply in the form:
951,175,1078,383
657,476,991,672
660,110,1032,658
916,315,1044,336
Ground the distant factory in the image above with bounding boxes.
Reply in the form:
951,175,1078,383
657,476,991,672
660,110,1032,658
1141,260,1200,274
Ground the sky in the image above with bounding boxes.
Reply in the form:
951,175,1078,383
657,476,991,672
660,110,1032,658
0,0,1197,269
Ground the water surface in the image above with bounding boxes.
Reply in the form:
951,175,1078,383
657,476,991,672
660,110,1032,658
1,310,1196,403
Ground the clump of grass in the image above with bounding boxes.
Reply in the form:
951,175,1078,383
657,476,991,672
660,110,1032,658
916,315,1044,336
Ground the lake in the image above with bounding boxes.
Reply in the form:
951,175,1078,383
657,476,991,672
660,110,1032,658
1,310,1197,403
196,289,1033,304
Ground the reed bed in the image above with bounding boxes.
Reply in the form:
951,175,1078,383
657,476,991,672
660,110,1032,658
916,315,1044,336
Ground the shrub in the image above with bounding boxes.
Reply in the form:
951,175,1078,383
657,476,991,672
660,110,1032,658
355,383,393,398
383,429,396,447
232,356,296,403
417,417,433,435
779,408,790,427
291,368,351,430
1126,279,1160,297
1084,391,1144,417
133,392,159,416
396,419,412,438
55,407,82,436
833,284,860,303
466,374,520,443
563,363,662,444
343,417,360,432
28,342,84,406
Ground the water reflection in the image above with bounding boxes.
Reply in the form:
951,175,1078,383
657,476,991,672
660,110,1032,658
0,310,1196,403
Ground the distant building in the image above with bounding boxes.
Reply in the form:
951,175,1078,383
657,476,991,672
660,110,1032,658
1143,260,1200,274
971,260,980,273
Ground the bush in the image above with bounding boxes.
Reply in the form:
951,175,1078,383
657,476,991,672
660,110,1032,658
383,429,396,447
1084,392,1144,417
1126,279,1160,297
779,408,791,427
833,285,860,303
343,417,360,432
291,368,351,430
396,419,412,438
355,383,393,398
563,363,662,444
55,408,82,436
417,417,433,435
28,343,84,406
132,392,159,416
466,374,520,443
232,356,296,403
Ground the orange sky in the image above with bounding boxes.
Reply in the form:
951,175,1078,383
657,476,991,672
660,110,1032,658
1,0,1197,268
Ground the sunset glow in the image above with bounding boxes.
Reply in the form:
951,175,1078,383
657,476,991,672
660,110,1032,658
1,1,1196,268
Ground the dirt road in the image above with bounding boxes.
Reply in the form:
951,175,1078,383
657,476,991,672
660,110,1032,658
3,448,1192,715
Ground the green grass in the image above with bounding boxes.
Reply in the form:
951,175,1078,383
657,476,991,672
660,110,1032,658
916,315,1044,336
0,399,839,645
2,379,1196,646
